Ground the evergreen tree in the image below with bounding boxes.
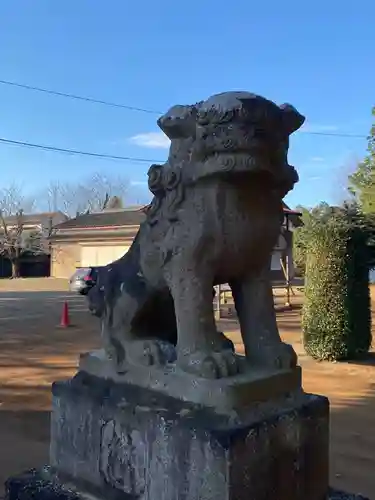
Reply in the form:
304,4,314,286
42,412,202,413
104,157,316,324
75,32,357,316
293,202,336,275
349,106,375,213
302,204,373,361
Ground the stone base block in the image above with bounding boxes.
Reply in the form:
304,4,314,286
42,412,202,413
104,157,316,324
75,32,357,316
79,348,302,416
5,469,370,500
46,371,331,499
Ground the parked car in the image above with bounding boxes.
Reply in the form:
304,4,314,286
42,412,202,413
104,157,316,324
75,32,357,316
69,267,99,295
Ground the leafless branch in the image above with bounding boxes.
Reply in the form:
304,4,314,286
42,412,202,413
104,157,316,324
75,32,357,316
331,154,360,205
0,184,40,277
0,182,35,216
41,172,128,217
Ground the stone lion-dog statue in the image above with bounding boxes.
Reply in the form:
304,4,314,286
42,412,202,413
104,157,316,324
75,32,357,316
87,91,305,379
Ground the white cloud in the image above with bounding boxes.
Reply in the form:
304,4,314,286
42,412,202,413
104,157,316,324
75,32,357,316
130,180,148,186
310,156,325,162
129,132,170,149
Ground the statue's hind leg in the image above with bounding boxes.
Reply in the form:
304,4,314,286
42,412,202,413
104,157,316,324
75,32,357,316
107,291,176,373
230,266,297,370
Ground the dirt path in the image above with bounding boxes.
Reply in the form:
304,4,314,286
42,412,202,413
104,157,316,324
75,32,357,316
0,288,374,498
0,277,69,292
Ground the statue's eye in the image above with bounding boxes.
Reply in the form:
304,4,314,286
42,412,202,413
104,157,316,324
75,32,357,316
197,111,209,125
216,109,234,124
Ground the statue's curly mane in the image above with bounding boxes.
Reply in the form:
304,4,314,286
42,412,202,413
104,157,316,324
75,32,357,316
145,125,196,226
145,163,185,225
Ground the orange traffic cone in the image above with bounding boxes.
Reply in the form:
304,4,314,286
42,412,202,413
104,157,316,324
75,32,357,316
60,301,70,328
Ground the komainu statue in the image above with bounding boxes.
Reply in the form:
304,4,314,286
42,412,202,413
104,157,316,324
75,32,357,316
87,91,305,379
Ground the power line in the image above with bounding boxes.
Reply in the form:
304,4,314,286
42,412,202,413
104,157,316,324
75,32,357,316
301,131,366,138
0,79,368,139
0,132,368,163
0,137,164,163
0,79,162,115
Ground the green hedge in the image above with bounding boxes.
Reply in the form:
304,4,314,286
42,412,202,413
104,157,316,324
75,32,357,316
302,215,372,361
292,227,307,277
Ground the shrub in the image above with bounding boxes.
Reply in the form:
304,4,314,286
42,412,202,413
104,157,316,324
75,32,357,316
302,211,372,361
293,227,307,277
292,203,339,278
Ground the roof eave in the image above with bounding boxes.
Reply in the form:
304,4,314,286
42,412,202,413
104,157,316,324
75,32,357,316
49,225,140,242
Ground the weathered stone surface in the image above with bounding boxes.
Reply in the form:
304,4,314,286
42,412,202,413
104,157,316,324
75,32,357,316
327,489,370,500
79,349,302,415
5,468,81,500
5,469,370,500
48,372,329,500
87,91,305,380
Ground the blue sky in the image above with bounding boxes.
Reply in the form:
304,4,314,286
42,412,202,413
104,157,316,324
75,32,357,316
0,0,374,209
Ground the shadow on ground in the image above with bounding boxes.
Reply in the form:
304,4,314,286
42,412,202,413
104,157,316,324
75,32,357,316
0,408,50,493
346,352,375,367
0,291,71,297
328,384,375,497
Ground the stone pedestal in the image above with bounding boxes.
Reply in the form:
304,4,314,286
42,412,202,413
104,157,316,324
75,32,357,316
5,369,369,500
52,371,330,499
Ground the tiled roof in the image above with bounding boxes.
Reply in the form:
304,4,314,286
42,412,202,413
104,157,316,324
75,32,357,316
4,211,68,227
282,202,303,227
54,208,146,230
54,203,302,231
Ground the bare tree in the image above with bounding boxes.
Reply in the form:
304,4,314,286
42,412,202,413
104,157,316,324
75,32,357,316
0,183,35,216
43,172,128,217
0,184,38,278
331,154,360,206
45,181,61,213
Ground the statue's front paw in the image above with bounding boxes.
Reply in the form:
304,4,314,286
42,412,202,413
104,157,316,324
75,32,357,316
178,349,240,379
251,342,297,370
116,339,176,372
276,342,297,369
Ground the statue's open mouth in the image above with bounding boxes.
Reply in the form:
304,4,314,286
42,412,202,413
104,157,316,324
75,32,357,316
198,138,286,175
203,151,268,172
188,150,298,195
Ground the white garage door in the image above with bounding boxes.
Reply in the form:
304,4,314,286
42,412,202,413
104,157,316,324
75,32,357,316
81,246,97,268
81,245,130,268
111,246,129,262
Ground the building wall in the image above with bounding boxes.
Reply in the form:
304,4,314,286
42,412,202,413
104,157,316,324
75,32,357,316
80,243,130,268
50,237,135,278
0,254,50,278
50,227,296,282
20,254,51,277
51,243,81,278
271,229,294,283
0,256,12,278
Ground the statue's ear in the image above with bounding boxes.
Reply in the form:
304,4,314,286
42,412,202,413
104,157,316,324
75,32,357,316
280,104,305,135
157,105,197,139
